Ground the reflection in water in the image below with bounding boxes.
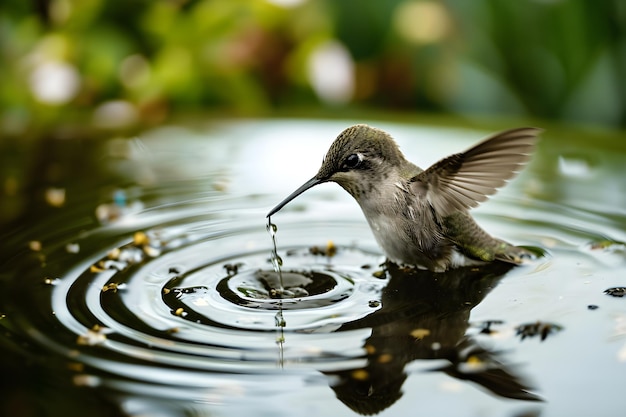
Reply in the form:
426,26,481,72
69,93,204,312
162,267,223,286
329,262,540,415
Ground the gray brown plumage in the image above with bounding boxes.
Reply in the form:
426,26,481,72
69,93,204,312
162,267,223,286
268,125,541,272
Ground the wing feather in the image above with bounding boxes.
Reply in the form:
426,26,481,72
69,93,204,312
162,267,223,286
410,127,542,216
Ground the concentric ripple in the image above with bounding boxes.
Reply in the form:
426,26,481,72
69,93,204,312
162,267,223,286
45,212,388,378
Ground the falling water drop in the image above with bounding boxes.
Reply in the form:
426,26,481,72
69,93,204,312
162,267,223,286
266,218,284,292
267,216,286,364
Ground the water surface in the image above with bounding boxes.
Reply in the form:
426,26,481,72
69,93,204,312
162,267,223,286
0,119,625,417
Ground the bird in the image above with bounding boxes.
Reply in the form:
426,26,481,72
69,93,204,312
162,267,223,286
267,124,541,272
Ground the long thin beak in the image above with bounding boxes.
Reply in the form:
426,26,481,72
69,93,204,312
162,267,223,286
266,177,325,218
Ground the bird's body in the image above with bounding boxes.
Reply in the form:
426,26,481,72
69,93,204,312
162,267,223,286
267,125,541,272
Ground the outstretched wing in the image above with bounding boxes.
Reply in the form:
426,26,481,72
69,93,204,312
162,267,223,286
410,127,541,217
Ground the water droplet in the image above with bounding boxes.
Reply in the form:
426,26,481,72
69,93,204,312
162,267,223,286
266,220,278,236
275,312,286,328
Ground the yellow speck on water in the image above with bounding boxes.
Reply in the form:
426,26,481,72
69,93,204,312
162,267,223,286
142,245,160,257
326,240,337,257
133,231,148,246
162,288,171,294
107,248,121,259
175,307,185,316
351,369,369,381
364,344,376,354
410,328,431,340
90,263,105,273
377,353,393,364
29,240,42,251
467,355,482,365
76,325,107,346
45,187,66,207
372,270,386,278
102,283,119,293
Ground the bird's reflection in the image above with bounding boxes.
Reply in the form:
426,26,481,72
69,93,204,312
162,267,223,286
327,262,540,415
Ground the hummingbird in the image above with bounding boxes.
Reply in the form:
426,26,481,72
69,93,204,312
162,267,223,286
267,125,541,272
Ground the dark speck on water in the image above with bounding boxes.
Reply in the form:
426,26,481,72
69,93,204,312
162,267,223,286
0,120,624,417
604,287,626,297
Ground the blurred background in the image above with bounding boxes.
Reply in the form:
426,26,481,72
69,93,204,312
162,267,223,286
2,0,625,138
1,0,625,227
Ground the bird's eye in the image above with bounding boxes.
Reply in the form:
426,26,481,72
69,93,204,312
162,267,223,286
342,153,361,170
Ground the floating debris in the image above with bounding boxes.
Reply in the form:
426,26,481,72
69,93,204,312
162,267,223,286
368,300,381,308
590,239,626,251
95,189,144,224
377,353,393,364
102,283,120,293
43,277,60,285
516,321,563,341
174,307,187,317
89,232,169,274
309,241,337,257
476,320,505,335
90,259,125,273
350,369,369,381
224,262,244,276
142,244,161,258
325,241,337,257
605,287,626,297
588,305,599,310
410,328,431,340
95,203,121,224
28,240,42,251
133,231,148,246
72,374,101,387
76,325,109,346
116,247,143,264
372,270,386,279
90,263,106,273
45,187,66,207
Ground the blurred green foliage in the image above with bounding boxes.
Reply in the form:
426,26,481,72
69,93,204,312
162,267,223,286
1,0,625,138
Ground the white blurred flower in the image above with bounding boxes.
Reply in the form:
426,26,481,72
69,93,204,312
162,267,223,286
29,60,80,104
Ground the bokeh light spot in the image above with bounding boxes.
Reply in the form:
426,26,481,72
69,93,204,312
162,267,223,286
393,0,451,44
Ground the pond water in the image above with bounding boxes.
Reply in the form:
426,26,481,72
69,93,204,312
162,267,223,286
0,119,625,417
